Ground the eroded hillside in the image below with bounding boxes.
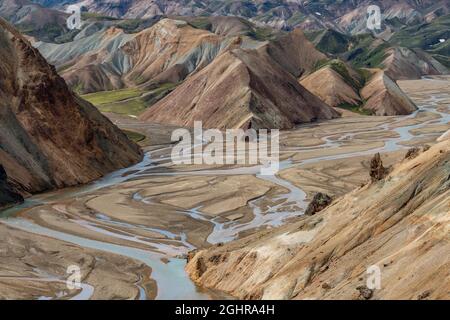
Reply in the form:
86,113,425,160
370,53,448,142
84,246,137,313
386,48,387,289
0,18,142,207
186,139,450,299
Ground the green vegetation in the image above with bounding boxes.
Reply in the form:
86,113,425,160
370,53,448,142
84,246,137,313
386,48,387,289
82,88,146,116
337,102,373,116
347,40,390,69
81,84,177,116
95,99,148,116
72,82,85,95
306,29,351,55
17,22,70,43
187,17,213,31
116,18,161,33
286,12,307,26
249,26,278,41
389,14,450,50
81,12,119,21
122,130,146,143
82,88,144,106
432,54,450,68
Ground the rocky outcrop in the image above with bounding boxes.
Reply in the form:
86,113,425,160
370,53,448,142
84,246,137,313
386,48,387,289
0,165,23,208
369,153,390,182
186,140,450,300
404,147,421,160
0,18,142,203
304,193,332,216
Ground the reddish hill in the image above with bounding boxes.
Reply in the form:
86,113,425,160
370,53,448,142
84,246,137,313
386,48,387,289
0,18,142,206
139,46,339,130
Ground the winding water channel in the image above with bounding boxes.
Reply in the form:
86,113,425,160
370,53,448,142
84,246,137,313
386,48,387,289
0,86,448,299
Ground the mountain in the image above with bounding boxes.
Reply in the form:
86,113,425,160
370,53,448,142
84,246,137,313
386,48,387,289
0,18,142,207
35,18,242,93
34,18,339,129
265,28,327,78
0,0,71,42
360,69,417,115
33,16,291,94
139,44,339,129
31,0,450,34
388,14,450,68
306,26,449,80
300,60,417,115
300,60,362,111
186,138,450,299
382,46,449,79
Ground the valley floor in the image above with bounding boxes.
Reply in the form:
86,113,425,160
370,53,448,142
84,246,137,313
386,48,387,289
0,77,449,299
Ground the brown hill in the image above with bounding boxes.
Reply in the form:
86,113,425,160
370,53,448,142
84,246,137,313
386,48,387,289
361,69,417,116
139,46,339,130
37,19,326,94
300,65,362,108
36,18,338,129
37,19,233,94
301,64,417,116
383,47,449,80
0,164,23,208
0,18,142,206
186,139,450,299
266,28,327,78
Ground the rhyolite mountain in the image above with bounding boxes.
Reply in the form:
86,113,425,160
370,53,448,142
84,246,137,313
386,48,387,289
34,18,339,129
30,0,449,34
305,23,450,78
0,18,142,208
2,1,446,128
300,60,417,115
139,31,338,129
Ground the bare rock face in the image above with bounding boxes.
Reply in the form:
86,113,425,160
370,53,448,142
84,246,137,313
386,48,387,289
304,193,332,216
300,65,362,108
266,28,327,78
370,153,389,182
36,18,339,129
139,46,339,129
383,47,449,81
361,69,417,116
0,18,142,203
0,165,23,208
404,147,421,160
186,140,450,300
